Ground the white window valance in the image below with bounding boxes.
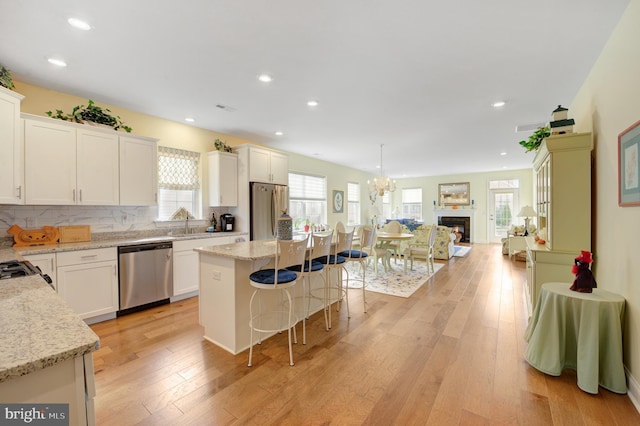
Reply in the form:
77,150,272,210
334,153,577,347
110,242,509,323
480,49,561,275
158,146,200,190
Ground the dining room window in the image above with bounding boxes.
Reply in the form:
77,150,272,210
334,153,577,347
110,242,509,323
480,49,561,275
347,182,361,226
402,188,422,221
288,172,326,229
382,192,391,219
157,146,201,220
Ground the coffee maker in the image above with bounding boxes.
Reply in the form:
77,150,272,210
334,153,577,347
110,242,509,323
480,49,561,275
220,214,235,232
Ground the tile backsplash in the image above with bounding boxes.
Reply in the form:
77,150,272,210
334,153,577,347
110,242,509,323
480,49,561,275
0,205,231,247
0,205,159,235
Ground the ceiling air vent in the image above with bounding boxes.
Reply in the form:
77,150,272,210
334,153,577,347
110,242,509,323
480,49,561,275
216,104,237,112
515,121,547,133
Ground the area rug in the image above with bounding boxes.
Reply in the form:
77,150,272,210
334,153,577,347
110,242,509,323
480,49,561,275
453,245,472,257
343,261,444,298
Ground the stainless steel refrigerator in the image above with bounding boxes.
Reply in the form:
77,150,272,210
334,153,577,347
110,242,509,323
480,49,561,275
250,182,289,241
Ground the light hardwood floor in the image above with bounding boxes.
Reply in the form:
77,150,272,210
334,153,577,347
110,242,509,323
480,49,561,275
90,244,639,425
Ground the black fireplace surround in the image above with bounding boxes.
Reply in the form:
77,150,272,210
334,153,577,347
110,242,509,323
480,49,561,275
438,216,471,243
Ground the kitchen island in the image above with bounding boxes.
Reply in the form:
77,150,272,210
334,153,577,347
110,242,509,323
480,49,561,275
0,250,100,426
195,238,328,355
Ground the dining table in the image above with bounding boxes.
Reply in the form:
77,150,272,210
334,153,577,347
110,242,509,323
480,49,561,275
374,231,414,270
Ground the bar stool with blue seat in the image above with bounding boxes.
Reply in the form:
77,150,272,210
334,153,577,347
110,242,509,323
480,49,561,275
287,231,332,344
340,225,375,314
248,235,309,367
313,228,353,329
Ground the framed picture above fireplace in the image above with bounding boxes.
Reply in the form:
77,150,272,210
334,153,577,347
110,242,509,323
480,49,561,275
439,182,470,206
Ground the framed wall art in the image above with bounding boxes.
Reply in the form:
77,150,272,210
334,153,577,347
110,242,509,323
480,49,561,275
618,120,640,206
332,190,344,213
438,182,470,206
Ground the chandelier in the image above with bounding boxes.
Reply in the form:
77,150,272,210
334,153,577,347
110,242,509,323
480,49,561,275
368,144,396,198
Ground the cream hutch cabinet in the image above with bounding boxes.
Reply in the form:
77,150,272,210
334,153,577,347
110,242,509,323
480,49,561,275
0,87,24,204
525,132,592,314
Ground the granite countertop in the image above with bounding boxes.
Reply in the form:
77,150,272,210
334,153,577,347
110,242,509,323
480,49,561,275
194,235,313,261
195,240,277,261
0,274,100,383
10,231,247,256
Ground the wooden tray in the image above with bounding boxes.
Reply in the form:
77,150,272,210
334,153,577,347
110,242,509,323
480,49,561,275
59,225,92,243
8,225,60,246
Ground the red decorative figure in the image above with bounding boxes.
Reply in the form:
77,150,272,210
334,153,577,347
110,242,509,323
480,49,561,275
570,250,597,293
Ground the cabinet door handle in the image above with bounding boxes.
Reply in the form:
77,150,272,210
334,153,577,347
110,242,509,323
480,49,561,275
73,189,76,202
16,186,22,199
79,189,83,202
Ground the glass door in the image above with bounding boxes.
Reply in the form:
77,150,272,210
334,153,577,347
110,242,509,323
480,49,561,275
488,189,518,243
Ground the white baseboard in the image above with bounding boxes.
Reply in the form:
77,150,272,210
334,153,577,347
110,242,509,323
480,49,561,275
627,367,640,414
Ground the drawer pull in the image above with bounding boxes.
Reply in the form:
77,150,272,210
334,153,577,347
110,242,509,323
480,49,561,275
80,255,98,260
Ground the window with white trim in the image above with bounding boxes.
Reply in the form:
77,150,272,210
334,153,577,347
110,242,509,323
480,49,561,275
347,182,361,226
402,188,422,221
157,146,201,220
382,192,391,220
288,172,327,229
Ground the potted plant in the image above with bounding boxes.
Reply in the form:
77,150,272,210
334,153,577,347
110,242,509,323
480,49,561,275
46,100,132,132
0,65,15,90
519,126,550,153
214,138,233,152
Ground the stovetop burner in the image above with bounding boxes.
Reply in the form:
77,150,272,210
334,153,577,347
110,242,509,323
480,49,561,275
0,260,41,280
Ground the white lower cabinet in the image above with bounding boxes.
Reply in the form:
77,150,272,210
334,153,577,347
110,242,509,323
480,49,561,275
23,252,57,291
0,353,96,426
57,248,118,321
173,236,238,297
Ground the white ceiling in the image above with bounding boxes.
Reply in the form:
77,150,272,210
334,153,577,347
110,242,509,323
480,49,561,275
0,0,629,178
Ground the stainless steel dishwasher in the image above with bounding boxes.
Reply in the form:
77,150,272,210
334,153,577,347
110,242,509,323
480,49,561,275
118,241,173,316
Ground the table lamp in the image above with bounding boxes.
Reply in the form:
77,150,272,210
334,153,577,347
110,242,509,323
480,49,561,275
518,205,537,236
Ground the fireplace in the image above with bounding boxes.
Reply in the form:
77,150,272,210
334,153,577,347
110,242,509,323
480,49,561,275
438,216,471,243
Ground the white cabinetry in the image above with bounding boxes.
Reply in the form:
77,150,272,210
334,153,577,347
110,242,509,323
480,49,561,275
0,87,24,204
173,236,234,297
23,252,57,291
525,132,592,315
247,146,288,184
208,151,238,206
57,248,119,322
0,353,96,426
22,113,157,206
119,135,158,206
23,114,120,205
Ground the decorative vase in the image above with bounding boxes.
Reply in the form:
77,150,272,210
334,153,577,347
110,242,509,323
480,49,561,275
277,210,292,240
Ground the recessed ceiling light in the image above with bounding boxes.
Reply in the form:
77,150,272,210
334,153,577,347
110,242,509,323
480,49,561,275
500,152,507,156
275,131,283,136
492,101,506,108
185,117,195,123
258,74,272,83
47,58,67,67
307,100,319,107
68,18,91,31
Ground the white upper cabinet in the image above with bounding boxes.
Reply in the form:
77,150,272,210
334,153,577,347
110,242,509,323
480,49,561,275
24,116,79,205
0,87,25,204
24,115,119,205
76,128,120,205
23,113,157,206
208,151,238,206
119,135,158,206
247,146,288,185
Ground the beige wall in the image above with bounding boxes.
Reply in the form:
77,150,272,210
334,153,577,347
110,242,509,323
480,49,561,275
571,0,640,396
